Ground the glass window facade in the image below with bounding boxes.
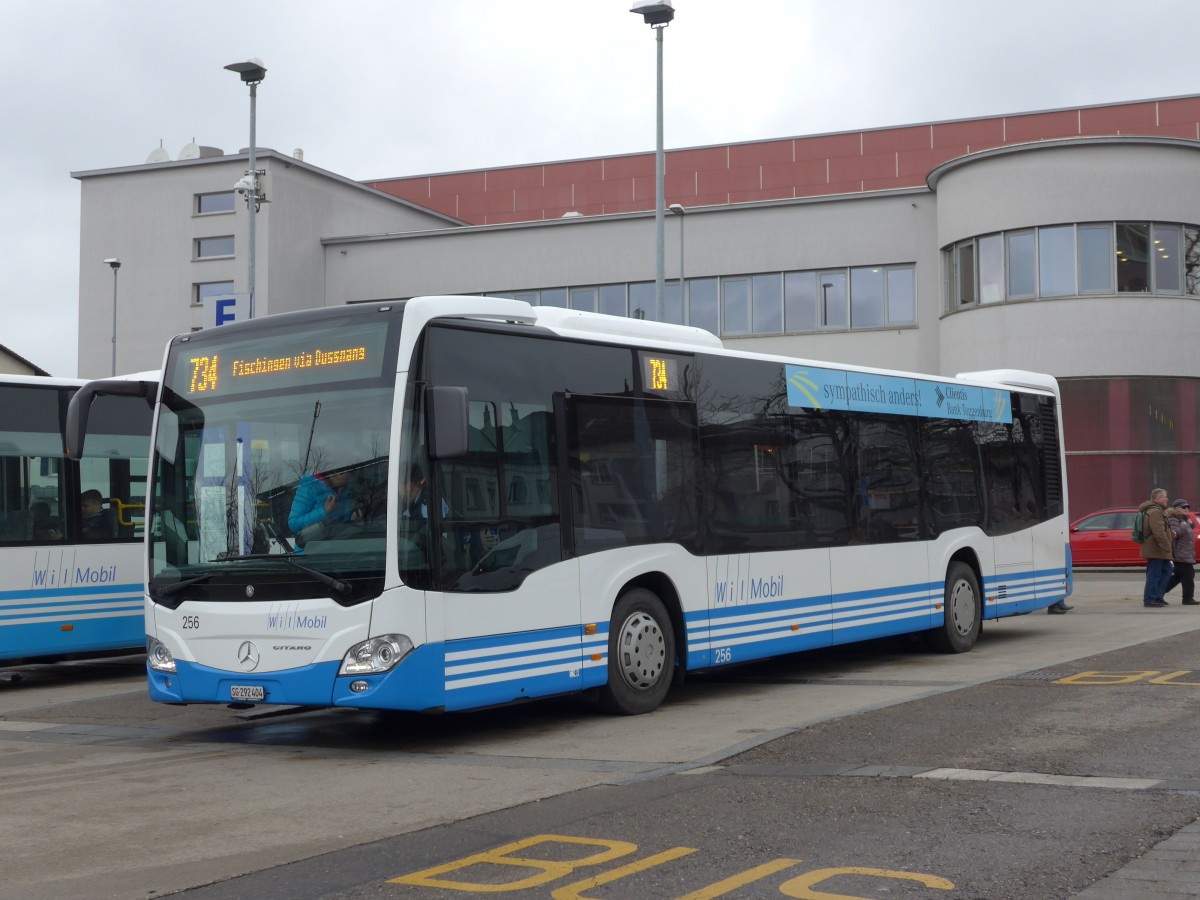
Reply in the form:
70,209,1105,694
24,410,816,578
948,221,1200,309
476,263,915,337
193,281,235,307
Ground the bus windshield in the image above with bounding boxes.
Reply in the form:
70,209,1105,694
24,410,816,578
148,310,398,605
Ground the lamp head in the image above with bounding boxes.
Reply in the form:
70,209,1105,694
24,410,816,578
630,0,674,25
669,203,686,216
104,258,121,270
224,58,267,84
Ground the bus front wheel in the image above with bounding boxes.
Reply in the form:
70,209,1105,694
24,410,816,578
598,588,675,715
928,562,981,653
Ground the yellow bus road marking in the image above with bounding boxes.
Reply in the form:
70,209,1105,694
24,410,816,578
390,834,954,898
1055,670,1200,685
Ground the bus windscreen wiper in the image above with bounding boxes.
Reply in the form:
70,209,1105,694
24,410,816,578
154,573,213,598
209,553,352,595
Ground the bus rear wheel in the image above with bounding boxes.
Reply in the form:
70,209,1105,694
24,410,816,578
598,588,675,715
927,561,981,653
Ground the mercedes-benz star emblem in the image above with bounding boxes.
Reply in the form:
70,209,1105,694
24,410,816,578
237,641,260,672
246,585,255,598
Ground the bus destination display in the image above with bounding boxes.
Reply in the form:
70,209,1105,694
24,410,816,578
172,321,389,398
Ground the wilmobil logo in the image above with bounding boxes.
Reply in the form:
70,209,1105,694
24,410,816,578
266,602,329,633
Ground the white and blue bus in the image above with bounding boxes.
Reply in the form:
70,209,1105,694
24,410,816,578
1,374,152,664
127,297,1070,715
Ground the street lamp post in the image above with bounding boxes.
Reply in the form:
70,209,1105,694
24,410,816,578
224,58,267,320
630,1,675,322
104,258,121,375
669,203,686,310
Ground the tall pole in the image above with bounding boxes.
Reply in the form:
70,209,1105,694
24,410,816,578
654,24,665,323
248,80,258,319
105,258,121,376
110,264,119,376
670,204,685,305
226,59,266,320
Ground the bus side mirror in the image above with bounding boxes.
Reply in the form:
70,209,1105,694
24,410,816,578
427,386,469,459
65,378,157,459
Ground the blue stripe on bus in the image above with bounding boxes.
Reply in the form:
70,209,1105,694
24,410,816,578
0,582,142,601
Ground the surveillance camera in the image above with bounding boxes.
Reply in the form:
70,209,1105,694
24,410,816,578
234,175,256,194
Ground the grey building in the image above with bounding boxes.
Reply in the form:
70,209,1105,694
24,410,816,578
72,95,1200,515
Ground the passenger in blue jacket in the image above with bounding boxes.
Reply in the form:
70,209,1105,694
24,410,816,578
288,470,360,547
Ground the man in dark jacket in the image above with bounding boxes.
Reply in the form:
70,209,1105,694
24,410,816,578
1140,488,1173,608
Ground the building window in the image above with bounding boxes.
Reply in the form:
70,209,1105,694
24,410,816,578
955,241,976,306
752,273,783,334
850,267,885,328
194,281,235,307
482,261,915,339
947,220,1200,310
1153,224,1182,293
1078,224,1114,293
722,278,751,335
1006,231,1036,299
599,284,627,317
886,266,916,323
195,236,234,259
978,234,1004,303
689,278,719,334
195,192,235,215
1038,225,1076,298
818,272,847,328
1116,222,1149,292
785,271,818,331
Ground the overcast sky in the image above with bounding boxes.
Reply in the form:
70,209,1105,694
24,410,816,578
4,0,1199,376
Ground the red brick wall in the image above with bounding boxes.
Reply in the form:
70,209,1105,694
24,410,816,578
366,96,1200,225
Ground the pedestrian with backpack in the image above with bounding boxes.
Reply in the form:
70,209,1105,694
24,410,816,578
1164,499,1197,605
1139,488,1174,608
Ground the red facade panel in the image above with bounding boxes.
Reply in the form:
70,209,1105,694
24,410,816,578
574,178,635,206
763,159,827,190
898,146,964,179
794,131,862,160
863,174,924,192
603,199,647,215
604,153,654,179
862,125,931,155
1143,122,1200,140
730,139,792,167
514,184,573,215
670,145,729,172
1158,96,1200,125
366,97,1200,225
428,171,486,198
543,159,604,186
485,166,543,191
1080,102,1159,135
932,118,1005,149
664,170,697,198
728,186,796,204
457,189,515,219
369,179,429,202
1003,110,1080,143
698,165,760,194
828,151,896,183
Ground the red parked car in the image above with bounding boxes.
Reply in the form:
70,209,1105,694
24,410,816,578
1070,506,1200,566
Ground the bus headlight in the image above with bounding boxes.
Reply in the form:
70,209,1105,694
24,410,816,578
339,634,413,676
147,637,177,673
